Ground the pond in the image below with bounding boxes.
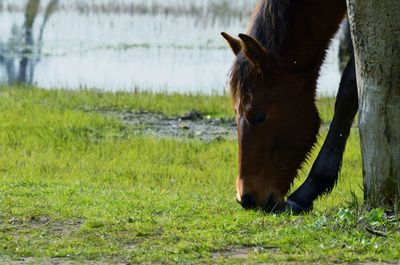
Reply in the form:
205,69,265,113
0,0,342,95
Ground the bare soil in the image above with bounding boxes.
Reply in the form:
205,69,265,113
105,110,236,141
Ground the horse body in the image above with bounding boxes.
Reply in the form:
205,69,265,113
223,0,358,212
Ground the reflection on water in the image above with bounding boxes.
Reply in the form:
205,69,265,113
0,0,341,95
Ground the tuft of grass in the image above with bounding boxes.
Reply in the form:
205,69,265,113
0,86,399,264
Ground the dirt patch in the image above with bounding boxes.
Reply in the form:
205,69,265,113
212,245,279,260
105,110,237,141
48,219,84,238
212,247,252,260
4,216,84,238
1,258,129,265
27,215,51,226
352,263,400,265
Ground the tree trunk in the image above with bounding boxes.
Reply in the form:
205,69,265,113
347,1,400,212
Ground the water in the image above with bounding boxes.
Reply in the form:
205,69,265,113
0,0,341,95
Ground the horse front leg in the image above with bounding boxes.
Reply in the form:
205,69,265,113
284,56,358,213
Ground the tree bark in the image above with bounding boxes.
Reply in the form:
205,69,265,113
347,0,400,211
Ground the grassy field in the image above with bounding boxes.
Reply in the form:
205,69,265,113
0,86,399,264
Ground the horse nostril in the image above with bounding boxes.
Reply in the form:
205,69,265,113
240,194,257,210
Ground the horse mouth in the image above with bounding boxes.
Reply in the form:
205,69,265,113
262,194,286,212
263,197,312,214
237,193,286,212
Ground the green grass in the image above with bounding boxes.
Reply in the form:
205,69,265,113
0,85,232,117
0,86,399,264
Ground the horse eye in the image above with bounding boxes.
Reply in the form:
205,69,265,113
251,112,267,126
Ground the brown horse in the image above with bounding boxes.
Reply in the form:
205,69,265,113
222,0,358,213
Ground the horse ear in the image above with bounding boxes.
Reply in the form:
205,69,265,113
221,32,242,55
238,33,268,72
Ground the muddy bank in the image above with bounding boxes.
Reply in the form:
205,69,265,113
105,110,237,141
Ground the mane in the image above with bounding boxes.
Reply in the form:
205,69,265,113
229,0,290,104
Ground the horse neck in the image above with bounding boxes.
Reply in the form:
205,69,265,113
258,0,347,72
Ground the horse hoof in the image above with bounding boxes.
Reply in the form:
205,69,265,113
284,199,312,214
